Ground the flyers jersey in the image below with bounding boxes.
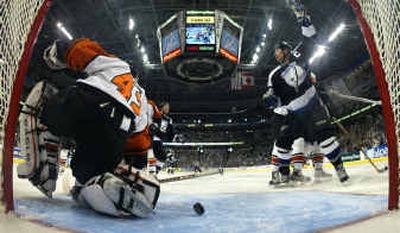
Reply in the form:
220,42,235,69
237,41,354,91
65,38,148,133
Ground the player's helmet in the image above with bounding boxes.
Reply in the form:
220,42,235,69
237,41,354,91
274,41,294,63
275,41,293,51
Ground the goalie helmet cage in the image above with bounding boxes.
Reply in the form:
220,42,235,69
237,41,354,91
0,0,399,213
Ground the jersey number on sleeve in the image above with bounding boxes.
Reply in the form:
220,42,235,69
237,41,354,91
112,73,142,115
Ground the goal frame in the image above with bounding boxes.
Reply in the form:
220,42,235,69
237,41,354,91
1,0,53,213
1,0,399,213
347,0,399,210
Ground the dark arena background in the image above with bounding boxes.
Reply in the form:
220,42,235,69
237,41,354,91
0,0,399,232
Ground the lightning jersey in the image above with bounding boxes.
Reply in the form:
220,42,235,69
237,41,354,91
267,61,317,112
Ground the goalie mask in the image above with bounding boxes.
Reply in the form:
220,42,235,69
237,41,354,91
43,40,68,70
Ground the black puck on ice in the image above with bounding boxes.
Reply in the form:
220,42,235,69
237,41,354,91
193,202,205,215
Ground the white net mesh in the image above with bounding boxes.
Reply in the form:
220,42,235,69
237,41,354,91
354,0,400,207
0,0,46,204
355,0,400,144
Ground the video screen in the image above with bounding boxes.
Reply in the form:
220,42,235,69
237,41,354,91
185,24,216,45
221,20,240,56
162,29,180,57
221,30,239,56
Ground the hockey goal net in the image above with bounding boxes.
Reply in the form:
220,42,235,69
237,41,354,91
0,0,51,212
347,0,400,210
0,0,399,213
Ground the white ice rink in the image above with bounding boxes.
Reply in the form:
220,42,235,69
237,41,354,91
1,159,399,233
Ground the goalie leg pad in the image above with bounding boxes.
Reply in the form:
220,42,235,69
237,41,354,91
78,169,160,218
18,81,60,198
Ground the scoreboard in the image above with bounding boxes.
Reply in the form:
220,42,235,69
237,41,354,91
157,10,243,82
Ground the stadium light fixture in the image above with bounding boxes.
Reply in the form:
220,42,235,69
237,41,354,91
261,42,266,47
267,18,273,31
140,46,146,54
256,46,261,53
56,22,73,41
262,34,267,38
128,18,135,31
328,23,345,42
309,45,327,64
252,54,259,64
142,53,149,63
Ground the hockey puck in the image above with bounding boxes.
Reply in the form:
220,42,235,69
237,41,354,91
193,202,205,215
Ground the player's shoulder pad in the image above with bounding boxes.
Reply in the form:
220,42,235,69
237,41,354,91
268,65,282,87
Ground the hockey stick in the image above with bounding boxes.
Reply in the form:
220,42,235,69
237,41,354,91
323,92,388,172
315,92,387,173
159,170,220,183
328,89,382,105
315,92,349,135
359,147,388,173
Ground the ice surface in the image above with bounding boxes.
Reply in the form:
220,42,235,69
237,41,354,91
15,191,386,233
8,160,394,233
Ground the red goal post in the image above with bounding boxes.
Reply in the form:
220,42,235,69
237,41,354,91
347,0,400,210
0,0,52,212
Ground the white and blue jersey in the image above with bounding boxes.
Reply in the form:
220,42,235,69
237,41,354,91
267,62,317,113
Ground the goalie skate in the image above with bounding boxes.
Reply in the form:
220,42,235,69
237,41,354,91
17,81,60,198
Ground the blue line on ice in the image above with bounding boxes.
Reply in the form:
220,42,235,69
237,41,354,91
15,191,386,233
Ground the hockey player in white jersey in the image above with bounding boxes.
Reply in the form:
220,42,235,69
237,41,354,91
18,38,159,217
263,41,349,185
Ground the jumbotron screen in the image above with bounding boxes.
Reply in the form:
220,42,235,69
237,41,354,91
220,19,240,62
162,29,180,56
160,17,181,63
185,24,216,45
185,14,216,51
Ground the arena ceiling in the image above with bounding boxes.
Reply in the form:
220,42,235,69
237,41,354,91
27,0,373,113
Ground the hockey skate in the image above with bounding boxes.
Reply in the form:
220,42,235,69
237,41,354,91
269,171,281,185
314,168,332,182
335,164,349,183
269,171,291,187
290,170,311,183
17,81,60,198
